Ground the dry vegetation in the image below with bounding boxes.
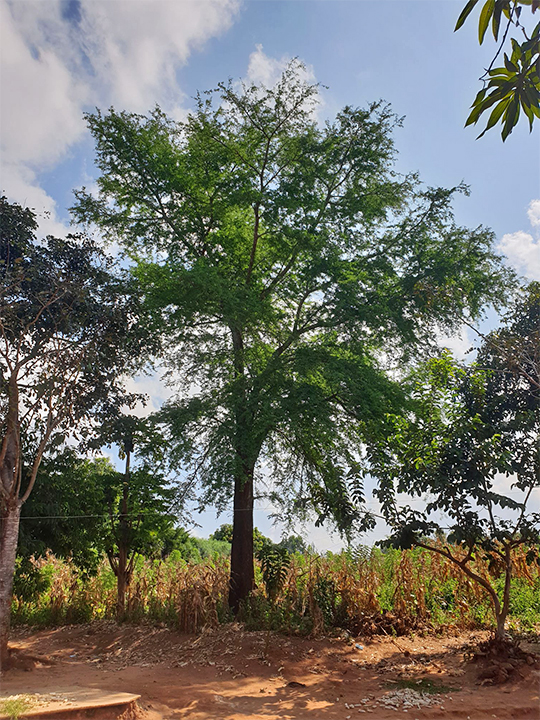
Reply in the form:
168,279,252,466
12,544,540,638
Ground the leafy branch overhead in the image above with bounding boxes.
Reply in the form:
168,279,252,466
456,0,540,139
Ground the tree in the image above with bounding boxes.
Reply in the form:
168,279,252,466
369,340,539,639
211,523,272,553
17,450,114,574
474,281,539,394
0,197,145,669
95,415,179,618
17,443,194,608
72,63,513,612
455,0,540,139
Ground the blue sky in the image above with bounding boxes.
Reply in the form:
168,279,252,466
2,0,539,549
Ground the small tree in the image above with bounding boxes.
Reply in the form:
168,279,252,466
87,413,179,618
0,197,145,669
17,447,189,609
370,331,539,638
16,450,113,573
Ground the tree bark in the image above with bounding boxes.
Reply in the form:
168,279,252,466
229,463,255,613
495,545,513,640
115,449,131,620
0,501,21,672
116,545,128,620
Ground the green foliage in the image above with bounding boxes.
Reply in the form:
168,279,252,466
0,196,148,460
17,451,114,573
369,287,540,636
277,535,310,554
11,545,540,633
72,65,514,572
455,0,540,139
17,447,182,574
211,523,272,553
12,557,52,603
191,537,232,559
258,544,290,602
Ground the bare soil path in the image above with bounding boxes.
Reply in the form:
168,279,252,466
1,624,538,719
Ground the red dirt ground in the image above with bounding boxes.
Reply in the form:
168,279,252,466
1,623,539,719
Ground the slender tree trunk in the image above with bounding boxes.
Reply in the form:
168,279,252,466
229,463,255,613
0,501,21,672
116,449,131,621
116,544,128,620
495,545,513,641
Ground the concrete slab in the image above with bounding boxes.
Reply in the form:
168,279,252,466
0,688,140,719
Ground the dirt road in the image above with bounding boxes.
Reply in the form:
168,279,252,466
2,624,538,719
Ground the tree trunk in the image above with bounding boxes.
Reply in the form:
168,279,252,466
116,450,131,621
228,464,254,613
0,502,21,672
116,543,129,620
494,545,513,640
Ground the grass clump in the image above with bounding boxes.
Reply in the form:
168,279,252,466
0,696,31,720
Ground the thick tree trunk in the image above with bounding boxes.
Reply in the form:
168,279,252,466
229,465,255,613
0,502,21,672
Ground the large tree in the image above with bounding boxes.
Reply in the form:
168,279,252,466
72,63,513,611
0,197,145,669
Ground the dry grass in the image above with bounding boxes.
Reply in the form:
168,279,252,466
12,544,540,636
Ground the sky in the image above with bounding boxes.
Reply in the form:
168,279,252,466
2,0,539,550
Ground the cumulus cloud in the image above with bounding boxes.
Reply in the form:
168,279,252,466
498,230,540,280
124,368,176,418
1,0,240,223
436,326,474,361
527,198,540,227
245,44,315,88
498,199,540,281
239,44,323,121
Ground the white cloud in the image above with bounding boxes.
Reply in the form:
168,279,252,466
242,44,323,121
124,368,176,418
527,199,540,228
497,199,540,280
245,44,297,88
1,0,240,224
1,163,70,237
436,325,474,361
498,230,540,280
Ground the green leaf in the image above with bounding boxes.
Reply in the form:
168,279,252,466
501,94,520,140
511,38,522,64
504,53,519,72
477,95,512,137
479,0,496,44
521,96,535,130
492,1,503,39
455,0,481,30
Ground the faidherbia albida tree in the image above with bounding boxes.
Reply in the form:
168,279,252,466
72,62,514,612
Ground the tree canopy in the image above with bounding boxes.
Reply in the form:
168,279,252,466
72,63,514,611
